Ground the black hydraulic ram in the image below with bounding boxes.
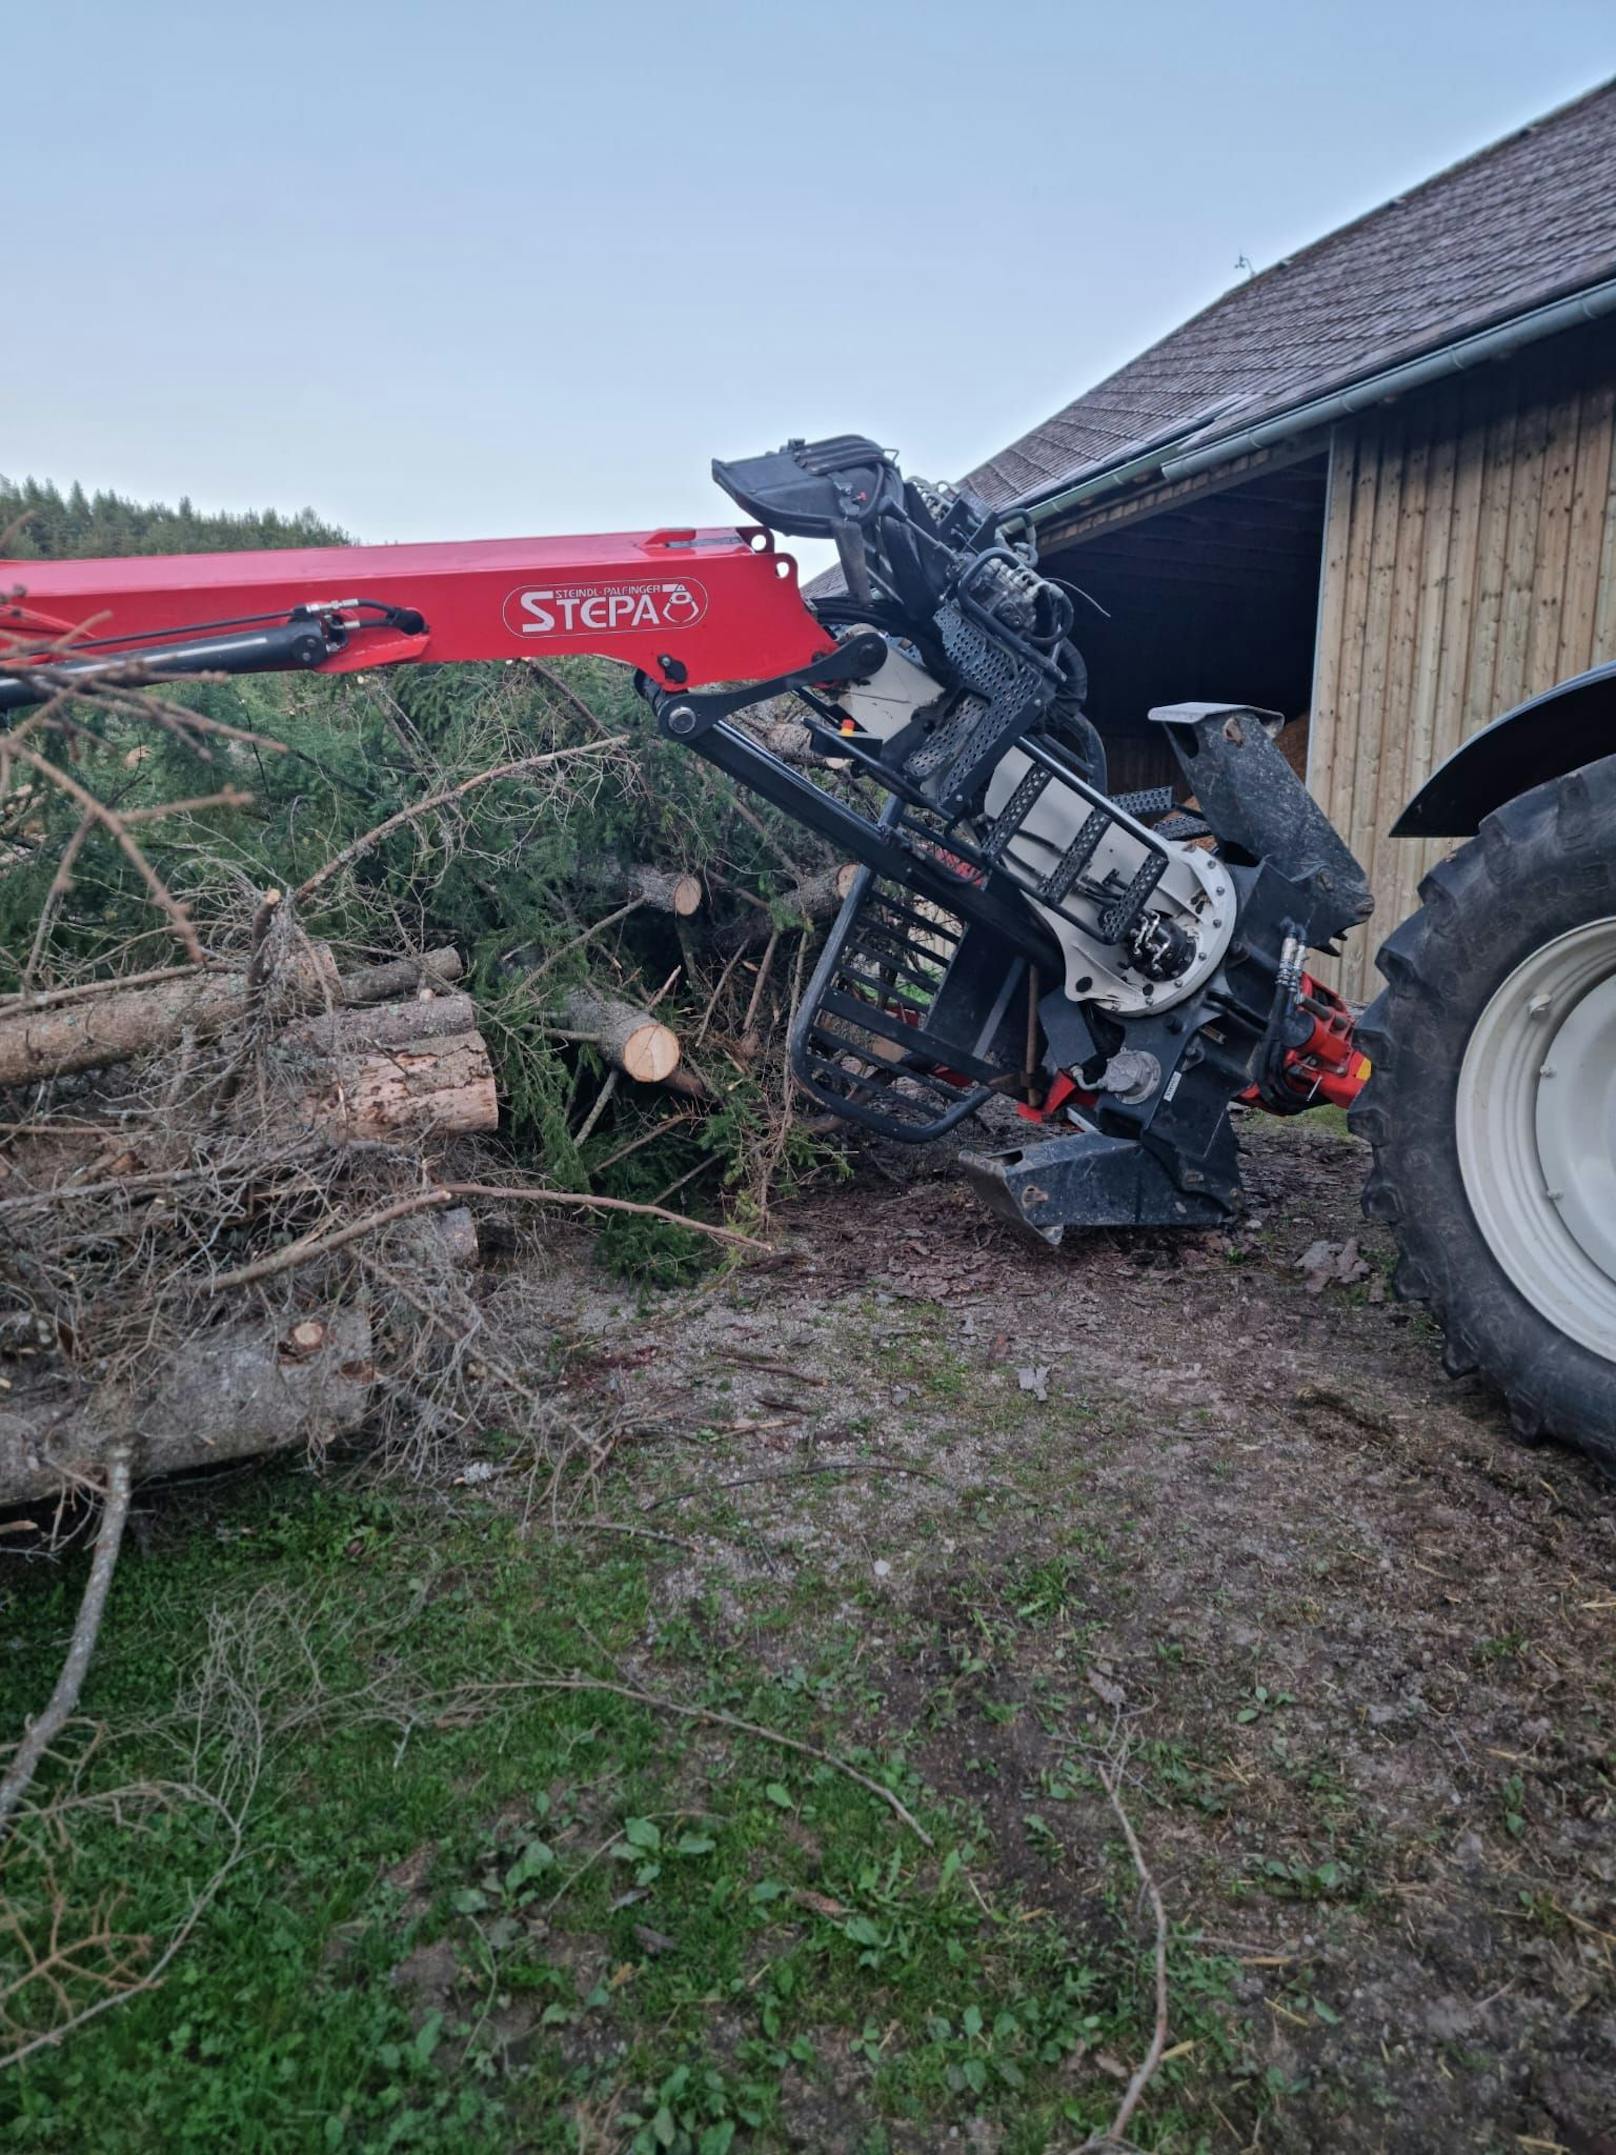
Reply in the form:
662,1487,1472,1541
0,619,334,716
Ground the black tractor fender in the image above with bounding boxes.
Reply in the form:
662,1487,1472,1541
1394,660,1616,837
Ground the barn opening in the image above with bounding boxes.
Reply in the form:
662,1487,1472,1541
1037,450,1330,797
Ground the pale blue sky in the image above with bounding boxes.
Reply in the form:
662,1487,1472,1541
8,1,1613,544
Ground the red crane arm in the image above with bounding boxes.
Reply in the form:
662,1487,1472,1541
0,524,834,690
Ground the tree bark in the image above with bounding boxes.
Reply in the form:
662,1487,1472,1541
0,1308,375,1505
558,989,682,1085
716,864,858,955
793,861,860,917
0,944,466,1088
328,946,464,1003
586,860,703,918
278,994,498,1141
754,714,819,765
421,1204,479,1267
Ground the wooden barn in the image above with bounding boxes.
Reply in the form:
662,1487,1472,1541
966,79,1616,998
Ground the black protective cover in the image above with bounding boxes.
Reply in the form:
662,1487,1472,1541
711,436,903,537
1392,659,1616,836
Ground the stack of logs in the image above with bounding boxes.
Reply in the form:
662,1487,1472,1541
0,852,859,1504
0,939,505,1504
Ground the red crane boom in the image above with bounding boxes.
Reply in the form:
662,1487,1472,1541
0,525,833,690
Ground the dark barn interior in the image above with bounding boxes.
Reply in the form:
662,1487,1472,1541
1041,452,1330,793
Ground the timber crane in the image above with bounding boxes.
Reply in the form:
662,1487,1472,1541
4,435,1613,1467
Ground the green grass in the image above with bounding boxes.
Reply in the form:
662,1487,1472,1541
0,1469,1257,2153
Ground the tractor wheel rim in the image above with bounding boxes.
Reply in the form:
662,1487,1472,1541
1456,915,1616,1365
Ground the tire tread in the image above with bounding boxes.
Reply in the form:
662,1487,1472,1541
1351,754,1616,1473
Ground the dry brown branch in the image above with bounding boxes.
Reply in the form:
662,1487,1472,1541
119,788,254,824
589,1109,700,1173
0,1588,269,2069
205,888,286,1115
575,1516,695,1551
724,790,798,871
521,658,621,742
695,940,751,1044
1077,1740,1171,2153
648,1156,720,1209
0,962,221,1014
292,737,626,905
0,1773,248,2071
22,813,95,988
716,1349,826,1383
0,1448,133,1837
200,1179,767,1293
515,895,642,981
451,1672,933,1847
741,927,782,1041
0,736,213,962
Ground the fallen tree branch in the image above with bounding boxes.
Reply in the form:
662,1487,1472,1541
0,737,209,962
522,658,621,742
293,737,626,904
0,1447,133,1838
1078,1740,1170,2152
589,1109,700,1173
22,813,94,989
511,896,641,981
201,1179,767,1292
455,1672,933,1847
572,1069,619,1148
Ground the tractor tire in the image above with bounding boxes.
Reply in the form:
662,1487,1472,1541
1350,753,1616,1472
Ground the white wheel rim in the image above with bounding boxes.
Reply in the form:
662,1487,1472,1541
1456,916,1616,1364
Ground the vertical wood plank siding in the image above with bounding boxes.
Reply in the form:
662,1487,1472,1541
1311,363,1616,1001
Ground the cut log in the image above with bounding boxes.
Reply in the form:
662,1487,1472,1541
0,943,341,1088
716,864,859,956
287,993,481,1055
586,860,703,918
307,1038,495,1141
329,946,464,1003
558,989,682,1085
792,862,860,917
279,995,498,1141
0,1308,374,1505
0,942,466,1088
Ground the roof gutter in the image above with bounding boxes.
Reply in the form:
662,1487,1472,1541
1005,411,1232,531
1018,269,1616,528
1160,271,1616,482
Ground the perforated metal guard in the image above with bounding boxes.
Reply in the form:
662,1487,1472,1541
791,869,1025,1140
900,604,1046,813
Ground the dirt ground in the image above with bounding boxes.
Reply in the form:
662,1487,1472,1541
521,1110,1616,2153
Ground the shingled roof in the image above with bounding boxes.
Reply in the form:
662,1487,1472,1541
967,78,1616,513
